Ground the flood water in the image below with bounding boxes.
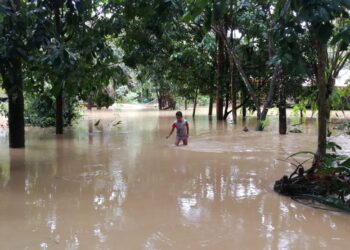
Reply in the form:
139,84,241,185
0,108,350,250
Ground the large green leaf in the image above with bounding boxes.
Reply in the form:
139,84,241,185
287,151,316,159
340,158,350,167
331,26,350,45
326,141,342,152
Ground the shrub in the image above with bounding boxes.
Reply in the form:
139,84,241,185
94,90,115,109
25,91,81,127
0,102,8,118
330,86,350,111
197,95,209,106
115,85,139,103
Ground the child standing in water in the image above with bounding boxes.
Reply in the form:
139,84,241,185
166,111,189,146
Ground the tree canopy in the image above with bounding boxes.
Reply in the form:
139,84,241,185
1,0,350,159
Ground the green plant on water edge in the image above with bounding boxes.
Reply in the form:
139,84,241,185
292,102,307,117
274,141,350,212
330,86,350,111
333,120,350,135
25,92,82,128
259,118,270,129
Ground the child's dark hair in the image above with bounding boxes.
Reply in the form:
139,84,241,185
176,111,183,117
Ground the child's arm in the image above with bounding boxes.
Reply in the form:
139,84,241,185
166,126,175,139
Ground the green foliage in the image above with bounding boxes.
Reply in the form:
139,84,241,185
25,93,56,127
286,141,345,164
124,92,139,104
292,103,306,117
326,141,342,153
115,85,129,101
94,90,115,109
334,120,350,135
290,102,307,125
115,84,142,104
330,85,350,110
287,151,316,159
0,102,8,117
120,0,216,110
276,141,350,211
25,91,81,127
197,95,209,106
259,119,270,129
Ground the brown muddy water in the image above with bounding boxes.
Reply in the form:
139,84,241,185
0,108,350,250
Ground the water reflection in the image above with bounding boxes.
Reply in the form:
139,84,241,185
0,109,350,249
0,161,10,188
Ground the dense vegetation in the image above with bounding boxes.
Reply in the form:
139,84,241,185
1,0,350,209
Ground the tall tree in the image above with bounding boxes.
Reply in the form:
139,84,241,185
185,0,284,129
0,0,25,148
281,0,350,159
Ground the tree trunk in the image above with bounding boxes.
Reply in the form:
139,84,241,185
326,78,335,120
54,6,64,134
208,96,213,116
255,64,282,131
314,39,329,160
56,90,64,134
300,108,303,119
231,63,237,123
0,0,25,148
192,90,198,118
87,100,93,110
157,91,162,110
87,93,93,110
140,82,143,103
185,98,188,110
215,27,261,121
216,34,224,120
242,90,247,122
159,98,163,110
7,59,25,148
224,92,229,119
279,82,287,135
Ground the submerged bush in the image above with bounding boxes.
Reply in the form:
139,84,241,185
334,120,350,135
25,91,81,127
289,127,302,133
274,141,350,212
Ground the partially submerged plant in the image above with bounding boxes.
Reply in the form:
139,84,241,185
333,120,350,135
289,127,302,133
274,141,350,212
